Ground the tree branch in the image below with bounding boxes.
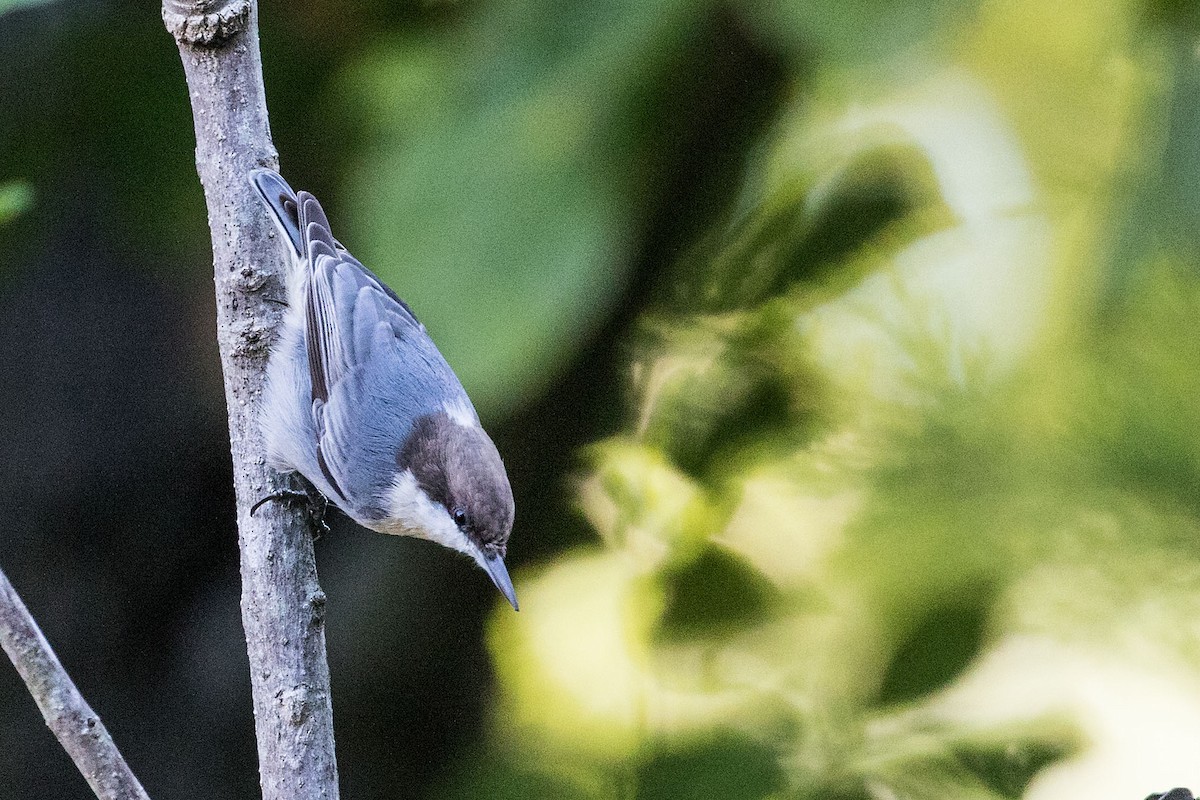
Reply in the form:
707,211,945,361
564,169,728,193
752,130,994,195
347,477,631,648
163,2,340,798
0,566,151,800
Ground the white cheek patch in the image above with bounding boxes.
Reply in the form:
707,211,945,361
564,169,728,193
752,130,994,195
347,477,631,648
381,470,476,558
442,398,479,429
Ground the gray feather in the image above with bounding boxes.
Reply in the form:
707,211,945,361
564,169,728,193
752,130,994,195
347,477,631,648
267,184,475,520
249,169,304,257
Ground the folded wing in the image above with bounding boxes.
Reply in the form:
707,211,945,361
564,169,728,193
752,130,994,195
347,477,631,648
294,190,472,516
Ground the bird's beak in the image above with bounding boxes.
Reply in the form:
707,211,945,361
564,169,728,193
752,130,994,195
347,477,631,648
481,553,519,611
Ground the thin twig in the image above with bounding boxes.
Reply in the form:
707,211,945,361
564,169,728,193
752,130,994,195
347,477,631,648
0,566,151,800
162,1,341,797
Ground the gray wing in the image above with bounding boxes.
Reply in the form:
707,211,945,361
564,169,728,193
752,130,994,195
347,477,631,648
294,192,474,515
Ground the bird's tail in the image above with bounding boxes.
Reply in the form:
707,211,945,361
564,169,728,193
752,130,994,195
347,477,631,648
249,168,304,258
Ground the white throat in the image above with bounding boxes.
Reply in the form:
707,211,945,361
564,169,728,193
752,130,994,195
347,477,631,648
381,470,475,557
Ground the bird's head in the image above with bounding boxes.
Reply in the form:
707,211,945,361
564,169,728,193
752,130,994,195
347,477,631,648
384,410,517,609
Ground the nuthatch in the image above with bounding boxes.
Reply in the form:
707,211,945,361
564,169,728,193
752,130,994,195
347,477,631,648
250,169,517,609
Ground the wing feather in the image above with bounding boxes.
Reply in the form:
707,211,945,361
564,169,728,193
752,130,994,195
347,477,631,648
285,185,472,518
305,255,344,403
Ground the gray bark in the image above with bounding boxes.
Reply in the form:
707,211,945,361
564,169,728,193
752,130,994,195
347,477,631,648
0,566,151,800
162,2,340,798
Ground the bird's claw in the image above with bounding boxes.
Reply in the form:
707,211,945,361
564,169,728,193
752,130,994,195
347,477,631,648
251,479,331,539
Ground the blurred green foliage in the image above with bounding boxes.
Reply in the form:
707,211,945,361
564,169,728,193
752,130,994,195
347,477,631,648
0,181,32,225
398,0,1200,797
338,0,729,415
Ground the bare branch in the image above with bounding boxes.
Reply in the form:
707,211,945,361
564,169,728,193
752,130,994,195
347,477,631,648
163,1,340,797
0,566,151,800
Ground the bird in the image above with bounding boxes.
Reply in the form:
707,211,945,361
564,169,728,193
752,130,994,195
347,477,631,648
249,168,518,610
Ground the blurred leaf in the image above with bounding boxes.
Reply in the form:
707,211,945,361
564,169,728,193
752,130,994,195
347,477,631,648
580,439,722,564
856,716,1080,800
743,0,979,64
952,736,1074,798
0,181,32,224
653,545,778,643
635,730,785,800
673,139,954,316
631,307,825,482
438,757,602,800
875,592,995,706
1143,0,1200,32
339,0,710,417
798,781,874,800
1081,262,1200,516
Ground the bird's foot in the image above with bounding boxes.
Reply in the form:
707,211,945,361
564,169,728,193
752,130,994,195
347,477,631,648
250,478,331,539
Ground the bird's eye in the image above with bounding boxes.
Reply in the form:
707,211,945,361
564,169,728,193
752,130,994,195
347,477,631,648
452,508,468,528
